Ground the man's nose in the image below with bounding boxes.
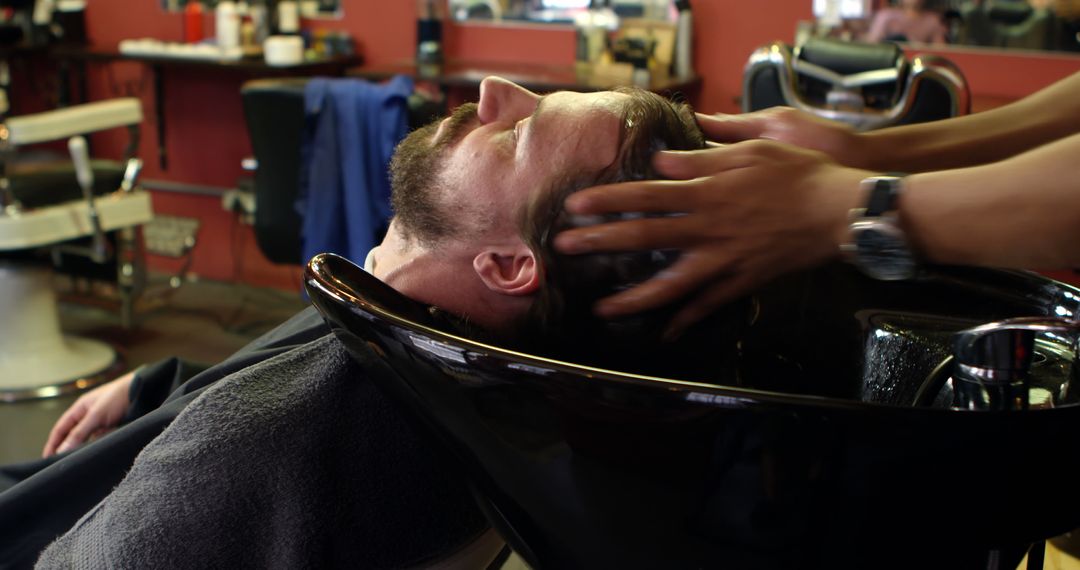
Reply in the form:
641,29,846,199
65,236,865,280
477,77,539,125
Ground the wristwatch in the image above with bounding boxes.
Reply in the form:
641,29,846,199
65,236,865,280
842,175,918,281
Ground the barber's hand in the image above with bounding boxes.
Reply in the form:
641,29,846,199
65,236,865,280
43,371,135,457
554,140,868,337
697,108,868,169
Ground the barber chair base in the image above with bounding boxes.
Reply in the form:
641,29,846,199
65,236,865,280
0,338,121,402
0,265,123,402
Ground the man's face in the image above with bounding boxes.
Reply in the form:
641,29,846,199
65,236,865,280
387,77,631,253
373,77,705,333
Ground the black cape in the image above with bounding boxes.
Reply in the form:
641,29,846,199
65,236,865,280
0,307,485,569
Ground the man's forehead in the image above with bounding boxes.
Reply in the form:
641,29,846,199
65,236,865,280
440,88,631,201
545,90,630,114
536,91,629,169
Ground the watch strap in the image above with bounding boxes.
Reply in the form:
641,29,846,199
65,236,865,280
862,174,905,217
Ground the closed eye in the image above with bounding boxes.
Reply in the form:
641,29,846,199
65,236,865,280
512,99,542,151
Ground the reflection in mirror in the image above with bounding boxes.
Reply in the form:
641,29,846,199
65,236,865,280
161,0,341,19
450,0,673,25
809,0,1080,53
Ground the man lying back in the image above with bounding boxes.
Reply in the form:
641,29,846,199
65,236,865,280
3,77,705,568
377,76,704,334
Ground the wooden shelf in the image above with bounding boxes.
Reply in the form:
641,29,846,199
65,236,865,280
50,44,363,75
19,43,364,170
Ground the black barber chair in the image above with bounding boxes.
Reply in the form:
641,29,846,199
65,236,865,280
958,1,1059,51
240,79,442,265
0,0,34,47
307,252,1080,569
241,79,308,265
743,37,970,130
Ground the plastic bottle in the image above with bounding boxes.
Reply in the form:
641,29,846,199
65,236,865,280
276,0,300,35
632,56,651,88
416,0,444,77
216,1,240,49
674,0,693,78
184,1,205,44
240,19,256,49
32,0,54,26
574,3,617,77
248,0,270,44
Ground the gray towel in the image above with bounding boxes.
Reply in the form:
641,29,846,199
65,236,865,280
35,334,486,569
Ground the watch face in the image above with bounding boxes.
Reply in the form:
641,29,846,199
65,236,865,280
853,225,916,281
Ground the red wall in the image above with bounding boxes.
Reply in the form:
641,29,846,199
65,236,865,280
53,0,1080,289
908,45,1080,110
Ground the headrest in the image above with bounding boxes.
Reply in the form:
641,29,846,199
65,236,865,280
987,0,1035,24
797,37,903,76
240,78,311,97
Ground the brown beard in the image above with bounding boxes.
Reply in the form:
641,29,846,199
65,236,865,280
389,103,479,249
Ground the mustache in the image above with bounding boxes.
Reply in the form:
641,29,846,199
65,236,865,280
431,102,479,149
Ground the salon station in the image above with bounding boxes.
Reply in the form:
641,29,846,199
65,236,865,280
0,0,1079,568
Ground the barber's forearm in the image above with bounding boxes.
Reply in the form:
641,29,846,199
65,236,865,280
855,71,1080,173
899,132,1080,269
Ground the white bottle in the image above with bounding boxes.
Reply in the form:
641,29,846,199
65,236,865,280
33,0,55,25
674,0,693,78
277,0,301,34
216,1,241,50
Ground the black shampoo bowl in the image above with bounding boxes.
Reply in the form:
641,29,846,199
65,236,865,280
305,252,1080,569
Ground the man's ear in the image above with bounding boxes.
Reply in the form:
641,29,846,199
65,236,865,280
473,247,540,296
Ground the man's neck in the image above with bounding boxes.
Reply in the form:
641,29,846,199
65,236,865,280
380,244,531,334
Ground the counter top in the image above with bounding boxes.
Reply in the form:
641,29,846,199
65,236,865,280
352,59,702,95
49,43,363,74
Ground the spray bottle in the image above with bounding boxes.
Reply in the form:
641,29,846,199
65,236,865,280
674,0,693,78
184,1,205,44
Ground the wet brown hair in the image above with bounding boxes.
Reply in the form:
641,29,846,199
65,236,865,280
518,88,706,336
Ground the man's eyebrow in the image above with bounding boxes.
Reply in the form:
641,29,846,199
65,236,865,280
533,97,549,121
526,96,549,137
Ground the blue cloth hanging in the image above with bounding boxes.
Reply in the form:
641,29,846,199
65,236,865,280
299,75,413,265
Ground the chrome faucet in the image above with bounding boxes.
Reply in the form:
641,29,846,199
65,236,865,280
953,317,1079,411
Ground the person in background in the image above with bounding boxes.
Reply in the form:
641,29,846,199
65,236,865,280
554,70,1080,338
863,0,949,44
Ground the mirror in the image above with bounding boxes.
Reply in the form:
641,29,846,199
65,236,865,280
161,0,341,19
808,0,1080,54
450,0,674,25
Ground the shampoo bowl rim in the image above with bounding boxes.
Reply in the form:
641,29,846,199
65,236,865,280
304,252,1080,417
